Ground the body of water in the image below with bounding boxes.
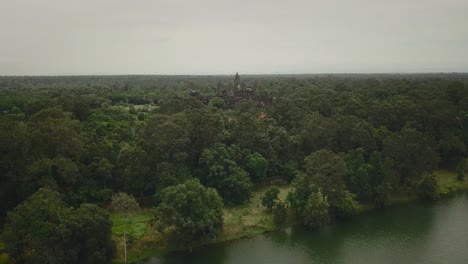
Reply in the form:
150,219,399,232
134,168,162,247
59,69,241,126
145,193,468,264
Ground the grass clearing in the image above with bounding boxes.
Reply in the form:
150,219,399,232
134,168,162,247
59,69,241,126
0,242,8,264
112,210,154,239
220,184,291,241
0,254,8,264
111,185,292,263
112,172,468,263
435,170,468,195
112,210,165,263
385,170,466,206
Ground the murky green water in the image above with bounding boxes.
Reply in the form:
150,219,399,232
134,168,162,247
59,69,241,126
146,193,468,264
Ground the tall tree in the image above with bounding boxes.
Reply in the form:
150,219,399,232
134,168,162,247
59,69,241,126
302,190,330,228
383,128,440,185
142,114,190,163
200,143,252,204
287,174,331,228
184,107,226,166
114,143,149,195
2,188,77,264
303,149,359,217
301,112,337,153
1,188,114,264
261,186,280,211
154,179,223,247
344,149,373,201
245,152,269,183
303,149,347,202
74,204,115,264
457,159,466,181
334,115,377,152
0,117,29,215
416,174,439,200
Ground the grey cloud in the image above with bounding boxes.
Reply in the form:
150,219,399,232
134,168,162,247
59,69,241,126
0,0,467,75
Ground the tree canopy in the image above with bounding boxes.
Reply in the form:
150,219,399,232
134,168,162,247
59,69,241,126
0,73,467,250
1,188,114,264
154,179,224,245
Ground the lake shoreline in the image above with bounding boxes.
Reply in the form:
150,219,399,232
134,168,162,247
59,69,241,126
117,170,468,264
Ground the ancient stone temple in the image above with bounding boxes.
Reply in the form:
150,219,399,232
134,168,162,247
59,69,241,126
190,72,272,107
232,72,241,95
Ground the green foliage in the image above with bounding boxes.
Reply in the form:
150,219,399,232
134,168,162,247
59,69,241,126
302,112,337,153
112,213,153,239
230,112,299,176
273,202,287,225
304,149,347,203
74,204,116,264
110,192,140,217
218,168,252,204
261,186,280,211
268,97,307,130
154,179,223,245
457,160,466,181
290,150,359,224
344,149,373,201
280,160,299,183
287,175,317,215
287,174,330,228
368,151,397,207
344,149,397,207
58,96,90,121
210,97,226,109
1,74,468,247
153,162,191,200
24,99,54,116
2,188,75,264
435,170,468,194
159,97,204,114
332,191,359,219
142,114,190,163
29,107,69,121
184,107,226,164
24,156,80,201
334,115,377,152
0,250,8,264
200,143,252,204
114,143,149,195
245,152,269,182
302,190,330,228
447,81,467,103
1,188,114,264
439,136,466,167
417,174,439,200
28,112,84,159
383,128,440,185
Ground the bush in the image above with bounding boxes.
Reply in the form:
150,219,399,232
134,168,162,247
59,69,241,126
261,186,280,211
302,191,330,228
457,160,466,181
417,174,439,200
154,179,223,245
333,191,359,219
273,202,287,225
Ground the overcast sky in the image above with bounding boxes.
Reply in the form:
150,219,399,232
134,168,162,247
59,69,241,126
1,0,467,75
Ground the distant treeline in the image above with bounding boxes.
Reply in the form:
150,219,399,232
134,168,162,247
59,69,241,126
0,74,467,263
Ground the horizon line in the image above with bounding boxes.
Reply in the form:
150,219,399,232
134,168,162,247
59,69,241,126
1,72,468,77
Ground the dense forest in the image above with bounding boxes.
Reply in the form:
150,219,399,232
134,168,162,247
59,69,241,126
0,74,467,263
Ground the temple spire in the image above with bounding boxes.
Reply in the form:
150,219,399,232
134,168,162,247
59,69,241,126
234,72,241,88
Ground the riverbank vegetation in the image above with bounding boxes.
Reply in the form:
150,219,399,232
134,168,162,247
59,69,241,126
0,74,467,263
111,170,468,263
